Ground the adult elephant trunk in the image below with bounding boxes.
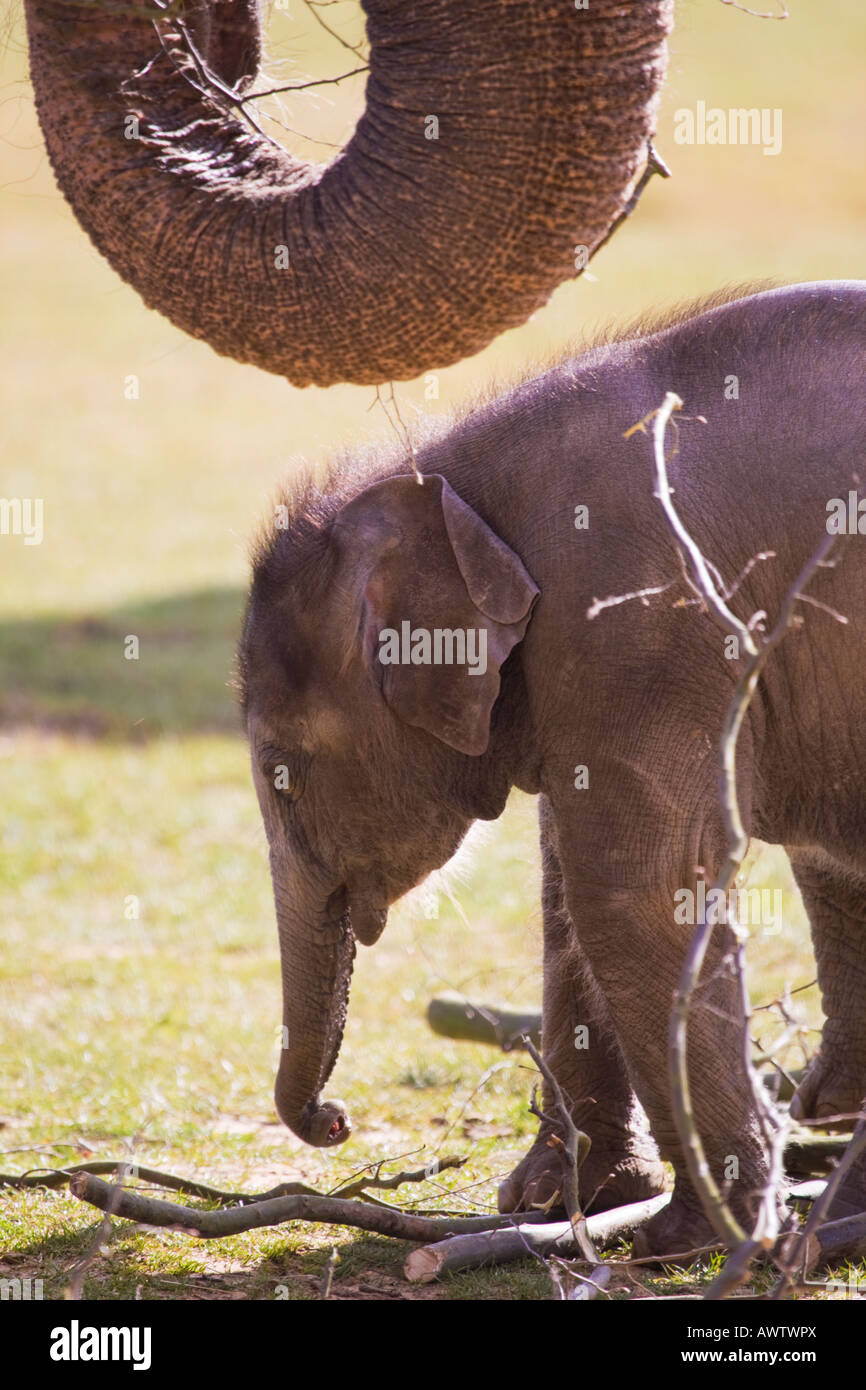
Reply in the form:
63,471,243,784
24,0,673,387
272,858,356,1147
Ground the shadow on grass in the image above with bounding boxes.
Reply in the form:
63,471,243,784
0,587,247,740
6,1221,446,1301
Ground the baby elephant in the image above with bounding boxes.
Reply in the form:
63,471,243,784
239,281,866,1257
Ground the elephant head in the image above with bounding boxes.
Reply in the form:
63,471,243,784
24,0,673,387
238,471,538,1145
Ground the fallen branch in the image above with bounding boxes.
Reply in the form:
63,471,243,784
1,1154,464,1205
0,1161,317,1203
404,1180,827,1284
68,1172,553,1241
404,1193,671,1283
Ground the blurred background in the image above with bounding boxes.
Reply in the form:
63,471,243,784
0,1,864,1297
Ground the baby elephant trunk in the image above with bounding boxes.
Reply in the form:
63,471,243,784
272,868,356,1147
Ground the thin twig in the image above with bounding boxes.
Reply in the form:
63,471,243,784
66,1162,133,1299
238,65,369,103
522,1037,596,1261
719,0,788,18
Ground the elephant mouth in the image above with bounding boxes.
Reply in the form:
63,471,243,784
350,902,388,947
328,882,388,947
301,1100,353,1147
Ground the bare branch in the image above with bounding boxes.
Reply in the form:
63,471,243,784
238,65,369,104
522,1036,597,1261
719,0,789,17
69,1171,554,1241
647,389,844,1289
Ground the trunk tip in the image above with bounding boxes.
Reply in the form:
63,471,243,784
280,1096,353,1148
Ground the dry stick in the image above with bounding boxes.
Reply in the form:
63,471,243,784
5,1126,839,1203
321,1247,339,1300
651,392,842,1281
1,1156,464,1207
238,67,369,103
567,1266,612,1301
303,0,369,60
329,1155,465,1201
68,1172,553,1241
587,141,671,265
65,1170,835,1280
719,0,789,17
705,937,791,1299
522,1037,597,1262
404,1194,672,1284
67,1161,134,1300
404,1180,826,1285
0,1162,319,1203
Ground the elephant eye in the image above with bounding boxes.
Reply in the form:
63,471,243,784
258,744,308,802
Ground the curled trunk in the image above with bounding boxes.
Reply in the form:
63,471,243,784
25,0,673,386
272,862,356,1146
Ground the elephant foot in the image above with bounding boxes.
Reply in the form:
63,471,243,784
630,1192,721,1265
822,1146,866,1223
498,1124,667,1218
824,1179,866,1222
630,1187,794,1265
790,1052,866,1130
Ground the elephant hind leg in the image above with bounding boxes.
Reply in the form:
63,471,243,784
498,798,666,1219
789,849,866,1128
553,812,777,1259
789,851,866,1218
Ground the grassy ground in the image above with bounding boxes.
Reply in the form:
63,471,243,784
1,2,865,1300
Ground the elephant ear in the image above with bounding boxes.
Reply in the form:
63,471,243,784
336,474,538,756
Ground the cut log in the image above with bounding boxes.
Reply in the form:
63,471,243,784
425,999,807,1104
762,1068,804,1103
404,1180,829,1283
813,1211,866,1266
784,1133,852,1175
426,996,540,1050
404,1193,671,1282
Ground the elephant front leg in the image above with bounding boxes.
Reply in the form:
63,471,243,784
498,799,666,1217
789,851,866,1216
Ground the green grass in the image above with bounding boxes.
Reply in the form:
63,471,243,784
1,1,864,1299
